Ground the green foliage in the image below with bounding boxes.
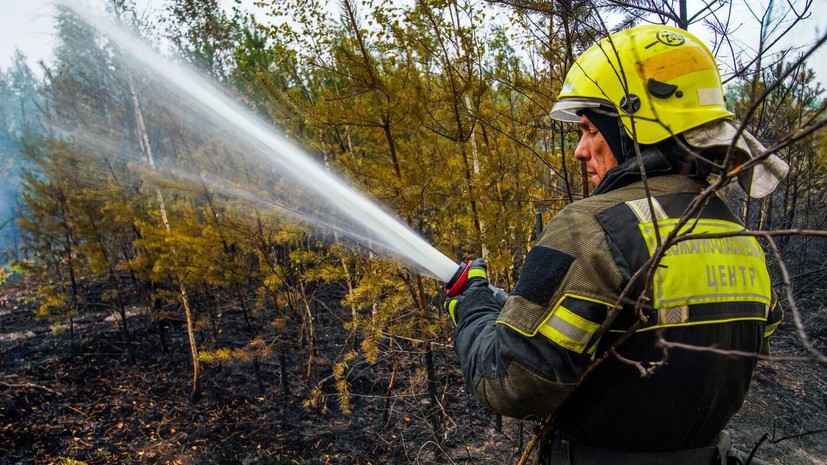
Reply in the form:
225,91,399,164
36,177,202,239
0,262,22,285
0,50,45,264
165,0,243,80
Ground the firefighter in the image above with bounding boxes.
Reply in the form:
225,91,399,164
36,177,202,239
444,24,786,464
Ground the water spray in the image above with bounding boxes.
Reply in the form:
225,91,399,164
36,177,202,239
55,1,512,303
58,0,459,281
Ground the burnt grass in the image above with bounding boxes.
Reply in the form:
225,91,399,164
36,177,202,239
1,280,826,465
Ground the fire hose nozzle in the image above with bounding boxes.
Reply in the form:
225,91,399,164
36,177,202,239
445,260,471,297
444,260,509,307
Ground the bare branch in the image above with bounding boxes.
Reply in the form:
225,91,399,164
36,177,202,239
674,229,827,241
687,0,727,25
656,338,827,364
0,381,63,396
747,428,827,465
610,337,669,377
602,0,680,26
0,215,16,232
720,1,815,83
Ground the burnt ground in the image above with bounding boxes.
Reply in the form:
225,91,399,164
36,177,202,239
1,280,825,465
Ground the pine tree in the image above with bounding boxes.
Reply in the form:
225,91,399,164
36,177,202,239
0,51,45,263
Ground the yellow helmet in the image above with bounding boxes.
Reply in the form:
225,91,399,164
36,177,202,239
550,24,733,145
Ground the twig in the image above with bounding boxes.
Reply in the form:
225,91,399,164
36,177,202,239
0,215,15,232
0,381,62,396
747,428,827,465
727,27,827,163
656,337,827,364
515,427,543,465
721,1,816,83
673,228,827,241
609,348,648,376
415,440,458,465
612,330,671,377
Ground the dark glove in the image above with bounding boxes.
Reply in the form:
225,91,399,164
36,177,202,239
443,258,490,325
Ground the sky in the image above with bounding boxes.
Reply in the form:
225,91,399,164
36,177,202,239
1,1,61,69
1,0,827,83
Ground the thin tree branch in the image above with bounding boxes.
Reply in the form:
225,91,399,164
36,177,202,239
0,381,62,396
656,338,827,364
747,428,827,465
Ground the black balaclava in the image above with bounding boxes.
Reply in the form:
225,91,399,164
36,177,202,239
578,107,637,165
576,108,714,194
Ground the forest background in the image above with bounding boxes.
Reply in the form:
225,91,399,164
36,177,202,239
1,0,826,464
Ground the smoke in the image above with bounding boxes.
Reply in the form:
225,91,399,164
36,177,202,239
0,171,21,264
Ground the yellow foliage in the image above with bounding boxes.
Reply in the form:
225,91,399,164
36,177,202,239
332,349,360,415
303,262,347,282
332,362,346,380
35,287,70,322
270,316,290,332
360,324,383,365
263,273,285,290
342,350,358,364
198,347,253,364
336,378,351,415
302,384,326,413
411,366,428,390
56,459,89,465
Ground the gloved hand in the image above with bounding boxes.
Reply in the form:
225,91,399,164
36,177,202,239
443,258,490,325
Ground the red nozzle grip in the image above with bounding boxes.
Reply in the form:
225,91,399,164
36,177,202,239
445,260,472,297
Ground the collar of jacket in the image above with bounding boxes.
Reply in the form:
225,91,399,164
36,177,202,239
593,144,711,195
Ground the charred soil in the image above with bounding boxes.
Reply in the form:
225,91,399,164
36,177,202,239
1,280,825,465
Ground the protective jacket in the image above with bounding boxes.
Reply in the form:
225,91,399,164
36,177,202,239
452,146,782,453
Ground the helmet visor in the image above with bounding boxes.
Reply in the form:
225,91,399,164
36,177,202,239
550,98,606,122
